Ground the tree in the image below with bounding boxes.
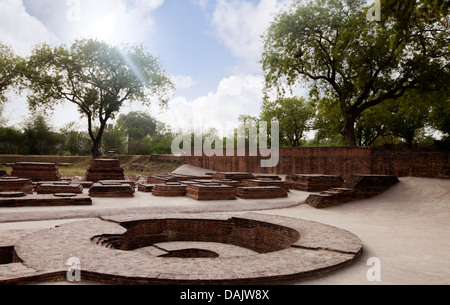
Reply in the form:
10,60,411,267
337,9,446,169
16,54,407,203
26,39,174,158
262,0,449,146
382,90,433,148
22,115,61,155
0,44,24,112
117,111,158,140
261,97,314,147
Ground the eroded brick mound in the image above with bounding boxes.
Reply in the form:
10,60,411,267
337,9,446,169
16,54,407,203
85,159,125,182
241,179,290,192
89,182,134,198
306,174,400,208
186,184,237,201
152,183,187,197
0,193,92,207
0,177,33,194
212,172,255,182
236,186,288,199
11,163,61,182
286,174,344,192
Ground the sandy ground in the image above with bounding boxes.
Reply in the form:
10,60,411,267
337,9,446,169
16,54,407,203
1,165,449,285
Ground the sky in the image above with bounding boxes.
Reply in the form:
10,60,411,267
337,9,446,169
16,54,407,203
0,0,305,135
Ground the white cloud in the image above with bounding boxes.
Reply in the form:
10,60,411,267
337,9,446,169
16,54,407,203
62,0,165,44
0,0,58,55
211,0,288,73
161,74,265,135
171,75,199,90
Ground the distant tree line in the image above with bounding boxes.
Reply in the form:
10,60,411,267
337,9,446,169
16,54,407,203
0,111,175,156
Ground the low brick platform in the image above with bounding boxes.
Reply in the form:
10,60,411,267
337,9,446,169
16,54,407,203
306,174,400,208
152,183,187,197
11,163,61,182
254,174,282,181
137,184,156,193
241,179,290,192
0,177,33,194
147,174,211,184
212,172,255,182
89,183,135,198
186,184,237,200
85,159,125,182
35,182,83,195
0,193,92,207
147,174,179,184
0,213,363,285
286,174,344,192
236,186,288,199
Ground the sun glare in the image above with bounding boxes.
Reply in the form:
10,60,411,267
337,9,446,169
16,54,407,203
90,14,116,41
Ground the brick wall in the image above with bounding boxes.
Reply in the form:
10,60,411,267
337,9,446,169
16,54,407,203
182,147,450,179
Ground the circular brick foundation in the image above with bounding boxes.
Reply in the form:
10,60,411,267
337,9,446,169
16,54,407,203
10,213,363,285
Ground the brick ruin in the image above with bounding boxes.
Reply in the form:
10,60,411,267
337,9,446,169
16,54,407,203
0,193,92,207
34,182,84,195
151,183,187,197
305,174,400,208
0,177,34,194
142,172,290,200
89,181,135,198
286,174,344,192
85,159,125,182
0,213,363,284
11,162,61,182
186,184,237,201
236,186,288,199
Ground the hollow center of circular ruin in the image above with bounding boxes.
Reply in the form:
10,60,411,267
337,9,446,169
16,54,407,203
94,218,300,258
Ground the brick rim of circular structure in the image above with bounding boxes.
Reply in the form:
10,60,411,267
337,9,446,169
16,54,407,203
9,213,363,285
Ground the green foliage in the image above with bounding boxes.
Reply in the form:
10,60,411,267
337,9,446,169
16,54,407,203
25,39,174,157
117,111,158,140
262,0,449,146
0,44,22,104
261,97,314,147
22,115,62,155
0,126,24,154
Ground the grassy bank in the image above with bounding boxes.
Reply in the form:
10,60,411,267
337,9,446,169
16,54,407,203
0,155,183,178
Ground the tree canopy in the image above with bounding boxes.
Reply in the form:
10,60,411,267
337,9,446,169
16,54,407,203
25,39,174,157
0,43,23,104
262,0,449,146
261,97,314,147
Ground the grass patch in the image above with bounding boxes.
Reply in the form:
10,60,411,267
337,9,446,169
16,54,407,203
0,157,183,178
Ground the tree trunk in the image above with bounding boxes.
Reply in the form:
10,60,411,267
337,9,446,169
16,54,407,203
91,138,102,159
344,114,357,147
90,122,108,159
